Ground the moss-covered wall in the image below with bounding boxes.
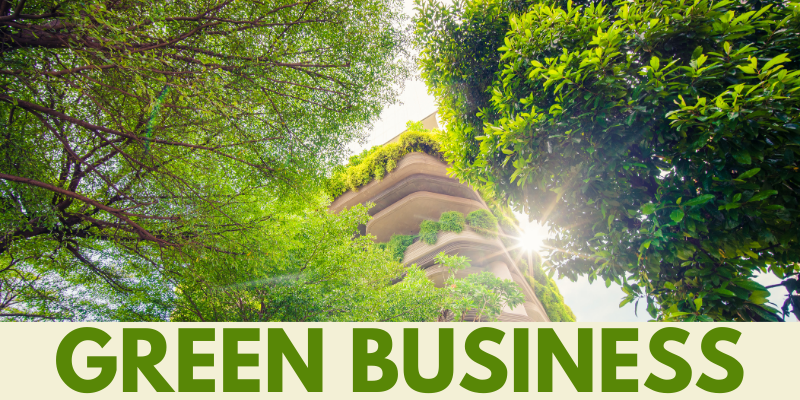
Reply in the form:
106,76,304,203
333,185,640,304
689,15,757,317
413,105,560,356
522,259,576,322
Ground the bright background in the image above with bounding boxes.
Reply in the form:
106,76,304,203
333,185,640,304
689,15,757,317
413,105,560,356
349,0,796,322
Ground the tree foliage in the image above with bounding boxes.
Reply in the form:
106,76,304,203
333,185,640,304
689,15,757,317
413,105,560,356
172,198,442,322
415,0,800,321
0,0,409,320
434,252,525,321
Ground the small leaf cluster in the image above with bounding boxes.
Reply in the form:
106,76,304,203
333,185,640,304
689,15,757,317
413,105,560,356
466,209,500,238
439,210,467,233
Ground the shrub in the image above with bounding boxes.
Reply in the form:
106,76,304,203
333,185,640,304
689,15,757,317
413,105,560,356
466,209,498,238
419,220,441,245
386,234,416,262
439,211,465,233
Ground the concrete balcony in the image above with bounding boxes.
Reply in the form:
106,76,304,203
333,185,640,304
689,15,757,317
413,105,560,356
366,191,485,242
330,152,453,213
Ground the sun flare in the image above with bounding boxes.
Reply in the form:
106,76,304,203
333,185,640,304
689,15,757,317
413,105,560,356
514,215,550,254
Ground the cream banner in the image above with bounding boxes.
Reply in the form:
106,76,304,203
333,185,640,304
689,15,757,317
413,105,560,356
0,323,796,399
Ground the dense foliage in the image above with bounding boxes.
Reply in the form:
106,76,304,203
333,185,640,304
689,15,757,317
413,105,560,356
0,0,411,320
325,123,443,198
434,252,525,321
172,197,441,322
465,209,499,238
522,259,577,322
439,210,466,233
379,210,501,263
415,0,800,320
376,233,417,262
419,219,441,244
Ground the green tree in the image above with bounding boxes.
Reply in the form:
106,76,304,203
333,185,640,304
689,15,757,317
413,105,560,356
434,252,525,321
415,0,800,321
0,0,409,320
172,197,442,322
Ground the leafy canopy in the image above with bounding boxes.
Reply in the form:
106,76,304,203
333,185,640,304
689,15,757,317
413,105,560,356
415,0,800,321
172,196,442,322
0,0,410,320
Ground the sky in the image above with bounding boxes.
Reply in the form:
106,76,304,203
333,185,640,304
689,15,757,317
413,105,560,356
349,0,796,322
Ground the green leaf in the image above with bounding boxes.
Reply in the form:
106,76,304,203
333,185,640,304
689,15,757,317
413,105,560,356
747,292,769,305
668,311,693,317
732,149,751,164
713,288,736,297
762,53,790,71
650,56,660,70
737,168,760,179
670,209,684,223
664,281,676,290
694,297,703,310
691,46,703,60
682,194,715,207
641,203,657,214
748,190,778,202
733,280,768,292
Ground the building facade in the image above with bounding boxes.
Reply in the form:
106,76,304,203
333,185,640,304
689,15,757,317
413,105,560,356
329,113,551,322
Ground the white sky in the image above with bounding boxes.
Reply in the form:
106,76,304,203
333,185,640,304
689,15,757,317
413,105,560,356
350,0,796,322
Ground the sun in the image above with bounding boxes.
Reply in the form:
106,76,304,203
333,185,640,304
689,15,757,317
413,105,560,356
516,219,549,254
519,229,544,253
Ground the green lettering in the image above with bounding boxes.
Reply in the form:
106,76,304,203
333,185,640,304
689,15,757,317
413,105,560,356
267,328,322,392
514,328,529,392
178,328,214,392
122,328,174,392
56,327,116,393
696,327,743,393
645,327,692,393
352,328,397,392
538,328,592,392
601,328,638,392
460,327,507,393
223,328,260,392
403,328,453,393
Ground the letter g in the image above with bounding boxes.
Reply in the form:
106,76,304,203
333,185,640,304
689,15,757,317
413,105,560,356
56,327,117,393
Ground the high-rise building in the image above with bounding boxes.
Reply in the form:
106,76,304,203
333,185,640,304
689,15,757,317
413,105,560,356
329,113,561,322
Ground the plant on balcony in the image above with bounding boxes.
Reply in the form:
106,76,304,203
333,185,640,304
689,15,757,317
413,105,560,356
419,220,441,245
325,124,443,198
377,234,417,262
466,209,498,238
439,211,466,233
522,259,576,322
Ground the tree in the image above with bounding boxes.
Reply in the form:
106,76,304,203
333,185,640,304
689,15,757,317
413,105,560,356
0,0,409,320
172,197,442,322
415,0,800,321
434,252,524,321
